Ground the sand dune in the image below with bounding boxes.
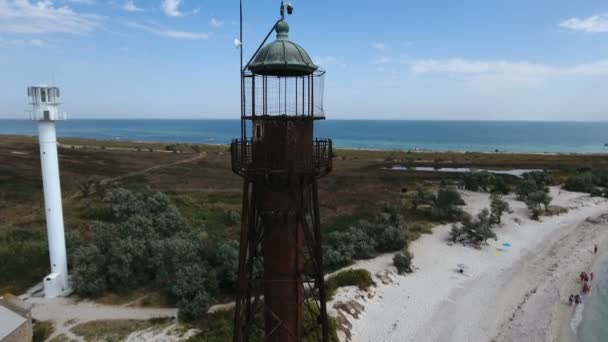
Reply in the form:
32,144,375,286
329,187,608,342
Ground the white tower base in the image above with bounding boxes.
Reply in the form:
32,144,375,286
38,121,71,298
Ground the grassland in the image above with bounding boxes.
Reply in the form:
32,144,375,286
1,134,607,295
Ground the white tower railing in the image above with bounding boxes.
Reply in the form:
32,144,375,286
28,85,71,298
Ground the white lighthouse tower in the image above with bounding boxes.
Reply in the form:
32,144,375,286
27,85,71,298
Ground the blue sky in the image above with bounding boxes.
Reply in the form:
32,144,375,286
1,0,608,120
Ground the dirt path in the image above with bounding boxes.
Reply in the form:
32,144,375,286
66,152,206,200
27,297,178,341
98,152,205,186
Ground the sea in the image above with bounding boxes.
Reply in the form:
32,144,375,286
2,118,608,340
578,243,608,342
1,119,608,153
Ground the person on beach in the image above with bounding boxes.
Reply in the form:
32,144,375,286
569,294,574,305
583,282,591,294
590,272,594,282
575,294,581,304
594,244,598,254
581,272,588,283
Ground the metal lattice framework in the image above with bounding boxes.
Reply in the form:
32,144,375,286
233,179,330,342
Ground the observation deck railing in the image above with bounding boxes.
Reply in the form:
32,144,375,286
231,138,332,178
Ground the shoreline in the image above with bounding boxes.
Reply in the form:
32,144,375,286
328,187,608,342
2,133,608,156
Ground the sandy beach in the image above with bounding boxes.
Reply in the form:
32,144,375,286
329,187,608,342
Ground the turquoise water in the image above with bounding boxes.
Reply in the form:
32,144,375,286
578,244,608,342
1,119,608,153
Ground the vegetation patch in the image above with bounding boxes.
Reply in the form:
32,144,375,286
71,318,171,342
323,207,408,271
326,269,375,300
70,188,239,321
0,225,49,293
33,321,54,342
450,209,497,245
393,250,414,274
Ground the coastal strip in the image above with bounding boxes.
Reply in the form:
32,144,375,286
328,187,608,342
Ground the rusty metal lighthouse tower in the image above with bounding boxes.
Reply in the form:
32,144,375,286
231,1,332,341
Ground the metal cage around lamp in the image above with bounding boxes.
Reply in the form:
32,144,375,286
243,69,325,119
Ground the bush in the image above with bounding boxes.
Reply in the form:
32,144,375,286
393,250,414,274
411,187,434,210
33,321,54,342
564,172,596,194
490,193,510,224
463,171,510,194
430,188,466,221
70,188,217,321
450,209,496,244
525,190,552,220
325,269,374,300
413,187,466,222
326,226,376,262
324,208,408,270
172,264,218,321
213,242,239,291
523,171,554,186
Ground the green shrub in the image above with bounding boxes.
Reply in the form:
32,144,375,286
326,269,374,300
33,321,54,342
213,241,239,291
393,250,414,274
564,172,596,194
490,193,510,224
413,187,466,222
70,188,218,321
463,171,510,194
324,208,408,270
450,209,496,244
525,190,552,220
171,264,218,322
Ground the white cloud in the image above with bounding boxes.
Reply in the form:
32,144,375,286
411,58,554,76
127,22,209,40
373,41,385,50
0,36,47,46
559,14,608,33
0,0,102,34
66,0,95,4
209,17,223,28
409,58,608,91
123,0,141,12
161,0,181,17
314,55,336,66
371,57,392,65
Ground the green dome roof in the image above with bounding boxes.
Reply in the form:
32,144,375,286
248,20,318,76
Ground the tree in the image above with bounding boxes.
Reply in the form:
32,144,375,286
463,171,509,194
525,190,552,220
411,187,434,210
490,193,510,224
171,264,218,322
564,172,596,193
450,209,496,244
214,242,239,291
431,188,466,221
393,250,414,274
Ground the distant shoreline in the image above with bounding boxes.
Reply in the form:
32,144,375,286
2,119,608,154
2,133,608,156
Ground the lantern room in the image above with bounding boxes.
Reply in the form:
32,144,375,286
27,86,66,121
232,19,331,179
243,20,325,120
